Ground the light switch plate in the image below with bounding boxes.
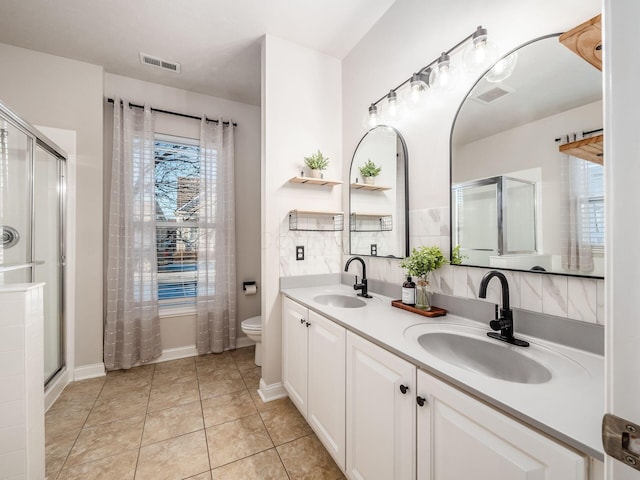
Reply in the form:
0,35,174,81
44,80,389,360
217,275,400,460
296,246,305,261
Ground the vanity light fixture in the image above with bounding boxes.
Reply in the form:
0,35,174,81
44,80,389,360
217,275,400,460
368,103,378,128
462,26,499,73
485,51,518,83
366,25,511,124
409,69,431,105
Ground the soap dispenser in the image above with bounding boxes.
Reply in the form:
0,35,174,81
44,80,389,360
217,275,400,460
402,276,416,306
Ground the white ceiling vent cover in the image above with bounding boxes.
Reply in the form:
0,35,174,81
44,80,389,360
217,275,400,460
470,84,513,105
139,53,181,73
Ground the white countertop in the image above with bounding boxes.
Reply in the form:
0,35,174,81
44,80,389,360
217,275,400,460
281,283,605,461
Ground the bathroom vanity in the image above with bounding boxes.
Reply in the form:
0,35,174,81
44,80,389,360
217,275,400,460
281,283,604,480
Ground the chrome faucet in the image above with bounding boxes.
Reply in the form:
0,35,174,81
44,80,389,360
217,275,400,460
478,270,529,347
344,256,372,298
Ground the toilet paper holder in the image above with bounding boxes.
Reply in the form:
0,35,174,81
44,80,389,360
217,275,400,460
243,281,257,291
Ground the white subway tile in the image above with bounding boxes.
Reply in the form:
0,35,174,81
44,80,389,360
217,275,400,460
542,275,568,317
567,277,597,323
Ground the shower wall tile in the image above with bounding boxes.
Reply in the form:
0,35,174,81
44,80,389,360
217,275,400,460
433,265,454,295
542,275,568,317
520,272,543,313
567,278,597,323
466,268,487,300
452,266,468,298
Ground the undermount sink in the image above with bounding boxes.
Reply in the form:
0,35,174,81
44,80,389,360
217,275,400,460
417,332,552,384
314,294,367,308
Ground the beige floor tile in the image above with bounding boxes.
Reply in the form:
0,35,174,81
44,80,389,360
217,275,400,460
99,377,152,401
105,364,154,383
152,362,197,385
231,346,255,361
277,434,343,480
198,370,245,400
206,414,274,468
45,404,92,441
85,389,149,427
56,377,106,404
65,415,144,466
240,367,261,391
196,360,240,379
148,379,200,412
233,348,258,371
249,391,290,413
57,450,137,480
195,351,234,366
142,400,204,446
202,390,257,428
154,357,194,370
211,449,288,480
260,398,312,445
135,430,210,480
45,430,78,479
188,472,212,480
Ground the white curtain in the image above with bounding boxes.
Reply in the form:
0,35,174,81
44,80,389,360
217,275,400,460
196,118,236,354
104,99,161,370
561,155,594,273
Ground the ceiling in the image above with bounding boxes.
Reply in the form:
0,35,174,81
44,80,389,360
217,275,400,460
0,0,395,106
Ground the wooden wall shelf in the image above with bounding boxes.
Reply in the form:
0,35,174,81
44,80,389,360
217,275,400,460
559,14,602,71
559,134,603,165
350,182,392,192
289,176,342,186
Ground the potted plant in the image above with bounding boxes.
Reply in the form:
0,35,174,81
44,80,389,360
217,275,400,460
359,159,382,185
451,244,467,265
399,245,447,310
304,150,329,178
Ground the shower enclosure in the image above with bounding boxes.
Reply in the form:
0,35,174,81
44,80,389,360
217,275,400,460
0,101,66,385
452,175,537,266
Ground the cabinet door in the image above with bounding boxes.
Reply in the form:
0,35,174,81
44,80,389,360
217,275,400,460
346,332,416,480
282,296,309,414
417,370,587,480
308,310,346,470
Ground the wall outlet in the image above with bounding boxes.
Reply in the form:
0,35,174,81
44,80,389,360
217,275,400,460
296,245,305,261
370,244,378,256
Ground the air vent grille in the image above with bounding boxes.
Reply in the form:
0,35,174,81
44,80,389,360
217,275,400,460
139,53,181,73
471,85,513,104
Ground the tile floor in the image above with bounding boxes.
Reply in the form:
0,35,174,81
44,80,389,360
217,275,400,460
45,346,345,480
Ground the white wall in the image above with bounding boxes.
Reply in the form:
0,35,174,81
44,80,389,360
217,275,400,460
261,34,342,393
0,43,104,370
342,0,602,323
104,73,261,352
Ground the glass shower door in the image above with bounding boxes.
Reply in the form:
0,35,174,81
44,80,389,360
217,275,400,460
34,145,64,383
0,121,32,284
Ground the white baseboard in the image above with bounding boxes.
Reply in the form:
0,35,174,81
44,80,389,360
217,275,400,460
74,363,106,381
258,379,288,403
44,368,70,412
151,345,198,364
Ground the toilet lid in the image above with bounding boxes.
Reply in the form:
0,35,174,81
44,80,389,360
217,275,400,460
242,316,262,331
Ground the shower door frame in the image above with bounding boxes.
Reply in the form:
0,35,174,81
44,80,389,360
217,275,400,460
0,100,67,386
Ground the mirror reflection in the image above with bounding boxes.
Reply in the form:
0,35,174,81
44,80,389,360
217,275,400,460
451,34,604,277
349,126,409,258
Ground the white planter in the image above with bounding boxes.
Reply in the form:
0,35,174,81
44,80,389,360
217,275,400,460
309,169,323,179
364,176,375,185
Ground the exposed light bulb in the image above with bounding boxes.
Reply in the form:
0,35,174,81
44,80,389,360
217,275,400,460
368,103,378,128
462,26,499,73
429,52,458,91
486,51,518,83
408,70,430,106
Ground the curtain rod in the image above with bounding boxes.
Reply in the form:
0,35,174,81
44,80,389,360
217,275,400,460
106,98,237,127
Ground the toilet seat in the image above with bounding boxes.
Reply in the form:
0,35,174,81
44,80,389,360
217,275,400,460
241,316,262,331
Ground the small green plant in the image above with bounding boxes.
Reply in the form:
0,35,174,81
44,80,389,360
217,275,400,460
451,245,467,265
359,159,382,178
400,245,447,278
304,150,329,170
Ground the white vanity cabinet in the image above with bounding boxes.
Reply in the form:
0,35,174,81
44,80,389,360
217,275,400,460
281,296,346,470
346,332,416,480
416,369,587,480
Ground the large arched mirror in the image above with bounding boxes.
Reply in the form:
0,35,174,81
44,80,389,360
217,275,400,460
349,126,409,258
450,34,604,277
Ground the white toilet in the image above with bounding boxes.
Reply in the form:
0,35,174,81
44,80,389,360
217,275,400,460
241,315,262,367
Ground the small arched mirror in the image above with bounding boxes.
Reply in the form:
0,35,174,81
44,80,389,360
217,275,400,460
450,34,603,277
349,125,409,259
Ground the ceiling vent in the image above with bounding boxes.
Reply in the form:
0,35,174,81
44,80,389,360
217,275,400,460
470,84,513,105
139,53,181,73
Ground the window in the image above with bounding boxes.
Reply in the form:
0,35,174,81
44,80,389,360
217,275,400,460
585,162,604,252
154,135,200,308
